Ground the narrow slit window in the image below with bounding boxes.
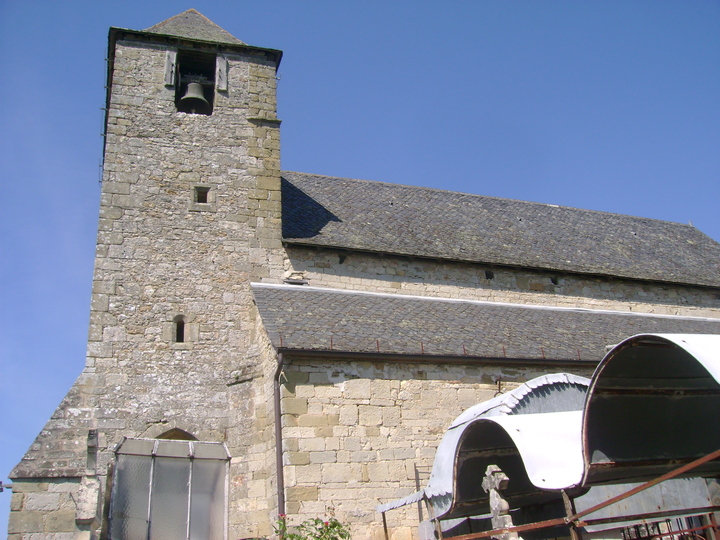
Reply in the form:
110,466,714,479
174,316,185,343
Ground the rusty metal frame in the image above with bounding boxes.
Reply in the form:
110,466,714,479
381,448,720,540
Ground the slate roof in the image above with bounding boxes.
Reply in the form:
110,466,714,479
144,9,245,45
281,172,720,288
252,284,720,362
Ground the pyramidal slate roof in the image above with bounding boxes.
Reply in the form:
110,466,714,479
252,284,720,361
281,172,720,288
144,9,245,45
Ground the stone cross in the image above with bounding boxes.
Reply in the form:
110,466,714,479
482,465,522,540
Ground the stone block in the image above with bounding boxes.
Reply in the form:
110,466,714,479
359,405,383,426
45,510,77,532
309,451,337,464
286,485,318,502
382,407,401,427
393,447,416,460
339,405,358,426
314,426,334,437
90,294,109,313
283,438,299,452
365,462,390,482
298,438,325,452
342,437,364,451
282,413,298,427
294,385,316,398
282,398,308,415
294,464,322,483
321,462,360,483
10,482,49,493
349,450,376,462
363,426,381,437
297,414,338,427
10,493,23,511
286,452,310,465
283,426,315,438
256,176,280,191
315,385,343,399
24,493,61,512
325,437,340,451
343,378,372,399
458,388,479,407
8,510,44,533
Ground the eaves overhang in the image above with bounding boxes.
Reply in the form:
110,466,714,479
108,27,283,66
252,283,720,363
276,347,595,368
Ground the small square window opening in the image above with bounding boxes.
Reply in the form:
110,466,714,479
195,186,210,204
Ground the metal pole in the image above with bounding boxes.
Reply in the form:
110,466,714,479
710,511,719,540
563,490,582,540
571,447,720,523
423,495,443,539
274,352,286,520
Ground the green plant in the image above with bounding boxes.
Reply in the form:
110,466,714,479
275,512,351,540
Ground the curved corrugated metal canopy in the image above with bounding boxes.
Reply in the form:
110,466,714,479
583,334,720,485
420,374,590,520
447,411,584,518
379,336,720,534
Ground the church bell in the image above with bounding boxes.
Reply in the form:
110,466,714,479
178,82,210,114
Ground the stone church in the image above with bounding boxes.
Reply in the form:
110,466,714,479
8,9,720,540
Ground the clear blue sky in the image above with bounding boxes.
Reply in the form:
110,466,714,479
1,0,719,531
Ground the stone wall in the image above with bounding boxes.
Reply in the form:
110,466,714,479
285,247,720,318
278,358,594,539
8,480,82,540
10,35,285,540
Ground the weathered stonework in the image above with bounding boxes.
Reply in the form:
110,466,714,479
8,480,81,540
285,246,720,318
11,18,285,540
277,360,592,539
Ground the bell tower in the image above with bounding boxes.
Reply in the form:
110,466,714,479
10,10,285,540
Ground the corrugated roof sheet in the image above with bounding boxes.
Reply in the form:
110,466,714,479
251,284,720,361
281,172,720,288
